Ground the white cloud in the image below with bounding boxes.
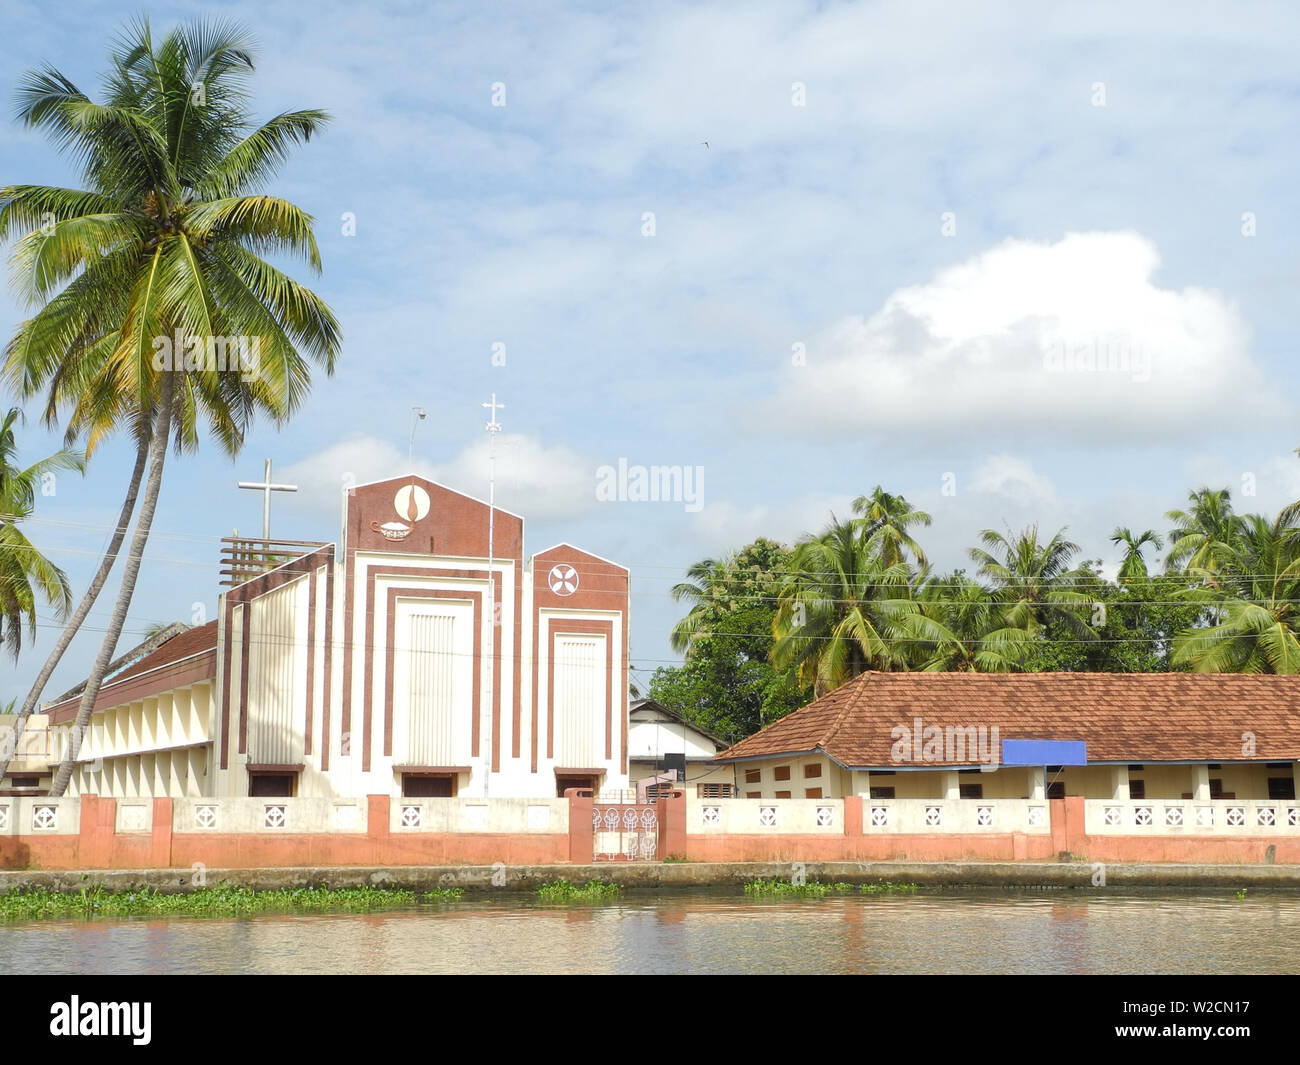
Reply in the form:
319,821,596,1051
969,455,1057,507
686,492,857,555
431,434,595,520
1261,455,1300,504
278,432,597,525
765,231,1285,443
1181,453,1300,516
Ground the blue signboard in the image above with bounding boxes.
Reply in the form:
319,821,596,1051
1000,739,1087,766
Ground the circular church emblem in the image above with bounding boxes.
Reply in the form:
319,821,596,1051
548,563,579,596
394,483,431,524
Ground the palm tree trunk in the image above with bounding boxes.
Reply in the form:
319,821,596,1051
48,378,174,797
0,438,149,785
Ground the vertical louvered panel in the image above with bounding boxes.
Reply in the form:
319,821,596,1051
555,636,605,765
248,581,300,763
406,614,456,764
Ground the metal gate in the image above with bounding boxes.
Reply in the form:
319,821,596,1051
592,801,658,861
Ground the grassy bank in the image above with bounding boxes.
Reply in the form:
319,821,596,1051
0,884,463,921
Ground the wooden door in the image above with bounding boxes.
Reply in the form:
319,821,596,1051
403,774,455,797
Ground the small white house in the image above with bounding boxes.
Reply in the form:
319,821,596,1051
627,699,733,798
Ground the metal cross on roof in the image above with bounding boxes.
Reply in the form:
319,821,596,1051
482,392,505,433
237,459,298,540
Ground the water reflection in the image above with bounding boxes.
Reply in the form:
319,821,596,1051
3,892,1297,975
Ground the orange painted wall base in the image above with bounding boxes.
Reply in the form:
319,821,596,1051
2,795,1297,871
1,796,567,871
683,797,1300,865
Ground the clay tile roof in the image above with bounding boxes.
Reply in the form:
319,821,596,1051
715,671,1300,766
107,620,219,683
43,621,219,722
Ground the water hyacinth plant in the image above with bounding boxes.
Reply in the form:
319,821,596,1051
0,883,463,920
743,878,854,898
535,879,622,903
743,878,918,898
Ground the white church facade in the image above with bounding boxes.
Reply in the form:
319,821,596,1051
45,475,631,800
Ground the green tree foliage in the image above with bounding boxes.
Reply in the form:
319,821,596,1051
652,538,810,740
967,524,1097,641
0,17,340,794
0,408,83,659
1172,502,1300,672
649,604,809,742
656,480,1300,742
1028,566,1203,672
850,485,931,567
772,515,921,694
903,570,1034,672
1111,526,1163,582
1164,488,1241,579
669,538,788,656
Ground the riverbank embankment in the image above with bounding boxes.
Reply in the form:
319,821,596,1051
5,860,1300,895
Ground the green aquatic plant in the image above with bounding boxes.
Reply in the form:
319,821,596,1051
0,884,461,921
744,878,918,898
860,881,919,894
535,880,622,903
744,878,838,898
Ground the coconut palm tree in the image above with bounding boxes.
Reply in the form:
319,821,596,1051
0,408,83,659
852,485,931,567
1110,526,1163,583
0,441,149,790
771,515,919,694
1,18,341,795
670,557,739,656
968,524,1097,640
0,408,86,786
669,538,787,656
1164,488,1242,578
1172,503,1300,673
900,571,1033,672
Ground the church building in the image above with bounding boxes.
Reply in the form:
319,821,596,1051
44,474,630,800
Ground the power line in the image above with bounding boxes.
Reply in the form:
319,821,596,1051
9,615,1250,670
6,531,1295,597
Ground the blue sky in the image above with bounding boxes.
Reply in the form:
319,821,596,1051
3,0,1300,700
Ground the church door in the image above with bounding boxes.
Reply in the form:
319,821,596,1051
403,774,456,797
249,773,296,797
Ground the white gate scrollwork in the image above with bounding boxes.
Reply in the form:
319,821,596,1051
592,803,658,861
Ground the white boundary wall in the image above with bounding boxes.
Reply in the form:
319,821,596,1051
1085,798,1300,836
687,796,1053,834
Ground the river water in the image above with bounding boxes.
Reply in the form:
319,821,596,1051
5,890,1298,974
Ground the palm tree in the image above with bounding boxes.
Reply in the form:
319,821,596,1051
1164,488,1242,578
1172,503,1300,673
670,557,738,656
669,538,787,656
1,18,341,795
852,486,931,567
0,408,84,659
0,442,148,790
1110,526,1163,583
968,524,1097,640
771,515,919,694
901,571,1033,671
